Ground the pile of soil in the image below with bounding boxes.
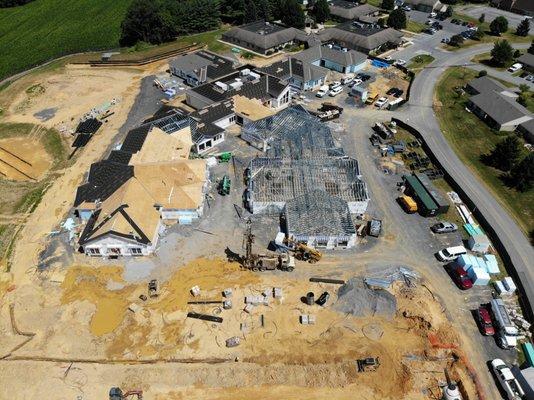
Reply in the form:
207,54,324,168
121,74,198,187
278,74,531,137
335,278,396,319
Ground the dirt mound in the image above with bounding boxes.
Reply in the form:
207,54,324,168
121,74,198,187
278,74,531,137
335,278,396,318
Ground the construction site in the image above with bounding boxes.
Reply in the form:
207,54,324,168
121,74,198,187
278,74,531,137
0,41,527,400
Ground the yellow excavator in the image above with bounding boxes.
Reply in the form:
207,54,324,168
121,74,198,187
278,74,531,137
284,238,322,264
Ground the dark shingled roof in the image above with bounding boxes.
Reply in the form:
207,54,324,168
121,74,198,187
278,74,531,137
329,0,379,20
191,71,289,104
74,160,134,207
222,21,317,53
108,150,133,165
318,22,403,53
120,125,151,154
190,100,234,142
260,57,327,83
293,45,368,68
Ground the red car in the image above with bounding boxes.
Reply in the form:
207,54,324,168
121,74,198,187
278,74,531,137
477,305,495,336
452,266,473,290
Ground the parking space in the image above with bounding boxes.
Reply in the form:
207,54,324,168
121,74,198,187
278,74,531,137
456,4,526,29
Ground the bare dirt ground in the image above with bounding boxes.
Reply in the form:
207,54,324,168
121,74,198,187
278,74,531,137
0,255,479,399
0,136,51,181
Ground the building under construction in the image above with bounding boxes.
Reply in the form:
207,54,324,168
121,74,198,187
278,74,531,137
284,190,358,249
246,157,369,215
241,106,344,158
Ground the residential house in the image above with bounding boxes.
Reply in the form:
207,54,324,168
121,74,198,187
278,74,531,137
491,0,534,16
403,0,446,12
78,159,208,257
169,50,235,86
190,100,236,153
260,57,328,91
293,45,368,74
466,76,533,131
186,68,291,111
328,0,380,22
318,20,404,54
518,118,534,144
518,52,534,73
221,21,319,55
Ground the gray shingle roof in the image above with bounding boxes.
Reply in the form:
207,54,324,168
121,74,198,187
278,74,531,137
169,53,212,73
293,45,367,68
318,24,403,53
329,1,379,20
518,52,534,68
470,91,531,125
260,57,327,83
466,76,509,95
222,21,315,52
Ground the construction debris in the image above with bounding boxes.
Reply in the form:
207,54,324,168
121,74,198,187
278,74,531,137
186,312,223,323
226,336,241,348
299,314,316,325
190,285,201,297
309,277,346,285
357,357,380,372
364,267,419,290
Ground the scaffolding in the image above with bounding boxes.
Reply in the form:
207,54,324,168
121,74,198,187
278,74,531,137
246,157,369,214
285,190,356,242
241,106,344,159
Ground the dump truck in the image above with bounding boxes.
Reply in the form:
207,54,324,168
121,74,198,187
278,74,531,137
398,195,417,213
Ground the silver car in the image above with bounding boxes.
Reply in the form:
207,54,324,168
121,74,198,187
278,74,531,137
431,221,458,234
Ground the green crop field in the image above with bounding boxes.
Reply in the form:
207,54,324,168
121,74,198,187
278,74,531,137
0,0,133,80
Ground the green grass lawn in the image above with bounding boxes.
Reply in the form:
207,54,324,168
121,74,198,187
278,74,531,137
435,67,534,235
406,19,426,34
446,12,533,51
0,0,133,80
408,54,435,71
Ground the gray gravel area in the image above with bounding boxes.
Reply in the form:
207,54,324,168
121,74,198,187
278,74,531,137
335,277,397,319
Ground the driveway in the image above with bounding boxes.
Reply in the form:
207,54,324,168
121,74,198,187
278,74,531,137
456,4,527,28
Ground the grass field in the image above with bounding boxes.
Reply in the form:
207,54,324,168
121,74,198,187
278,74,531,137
435,67,534,235
408,54,435,71
406,19,426,34
0,0,133,80
445,12,533,51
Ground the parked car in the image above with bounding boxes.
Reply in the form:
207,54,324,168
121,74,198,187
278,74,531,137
426,19,434,25
508,63,523,73
316,291,330,306
394,59,406,66
526,75,534,81
351,78,363,86
374,97,388,108
431,221,458,234
401,5,411,11
451,266,473,290
316,86,329,98
423,28,436,35
357,73,371,82
329,81,342,89
436,245,467,261
441,37,450,44
383,55,392,61
491,359,526,400
341,75,354,85
476,304,495,336
429,12,437,18
461,21,469,26
329,86,343,97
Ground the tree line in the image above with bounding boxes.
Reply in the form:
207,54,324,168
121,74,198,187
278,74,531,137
0,0,33,7
120,0,323,46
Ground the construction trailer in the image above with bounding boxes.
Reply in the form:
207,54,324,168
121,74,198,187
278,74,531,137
402,174,439,217
414,173,449,215
246,157,370,215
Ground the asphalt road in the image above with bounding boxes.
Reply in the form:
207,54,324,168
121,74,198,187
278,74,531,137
393,43,534,320
456,4,527,29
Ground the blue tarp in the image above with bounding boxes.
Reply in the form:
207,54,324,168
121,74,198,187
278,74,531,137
371,60,390,69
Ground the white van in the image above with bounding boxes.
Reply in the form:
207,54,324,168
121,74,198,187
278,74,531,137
436,245,467,261
316,85,329,98
329,86,343,97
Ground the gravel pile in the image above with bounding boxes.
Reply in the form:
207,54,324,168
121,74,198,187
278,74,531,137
335,277,397,319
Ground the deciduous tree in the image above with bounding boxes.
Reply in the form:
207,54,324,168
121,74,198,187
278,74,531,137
387,8,407,30
281,0,305,28
312,0,330,23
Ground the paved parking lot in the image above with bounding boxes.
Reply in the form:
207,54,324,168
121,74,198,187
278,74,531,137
456,4,527,28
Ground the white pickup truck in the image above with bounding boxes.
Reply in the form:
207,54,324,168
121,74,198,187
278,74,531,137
491,359,525,400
